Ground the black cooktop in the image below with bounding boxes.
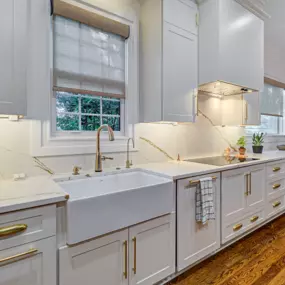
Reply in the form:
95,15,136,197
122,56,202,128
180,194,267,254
184,156,259,166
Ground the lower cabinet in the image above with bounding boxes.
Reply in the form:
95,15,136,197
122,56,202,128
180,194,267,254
0,237,56,285
177,173,221,271
59,214,175,285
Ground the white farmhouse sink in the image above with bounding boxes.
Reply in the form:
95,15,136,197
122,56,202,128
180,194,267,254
57,170,174,245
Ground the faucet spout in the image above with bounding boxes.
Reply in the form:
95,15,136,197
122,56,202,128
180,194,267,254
126,138,135,168
95,125,115,172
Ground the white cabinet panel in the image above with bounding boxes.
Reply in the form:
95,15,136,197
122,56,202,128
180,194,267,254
177,173,221,271
0,237,56,285
163,23,197,122
0,0,29,115
129,215,175,285
163,0,198,35
243,93,261,125
59,229,129,285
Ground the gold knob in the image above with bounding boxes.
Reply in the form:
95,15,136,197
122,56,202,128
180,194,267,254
273,184,281,190
273,201,281,208
72,166,81,175
273,167,281,172
250,216,259,223
233,223,243,231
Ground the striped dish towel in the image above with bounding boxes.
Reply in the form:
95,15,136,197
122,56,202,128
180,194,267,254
196,177,215,225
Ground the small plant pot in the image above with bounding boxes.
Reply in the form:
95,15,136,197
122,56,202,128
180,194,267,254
252,146,263,154
239,147,246,156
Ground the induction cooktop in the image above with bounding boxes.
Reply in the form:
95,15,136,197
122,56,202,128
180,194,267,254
184,156,260,166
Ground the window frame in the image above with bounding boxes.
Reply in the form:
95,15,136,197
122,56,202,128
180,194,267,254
30,2,139,157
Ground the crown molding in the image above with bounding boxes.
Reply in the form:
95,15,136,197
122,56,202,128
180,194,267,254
235,0,271,20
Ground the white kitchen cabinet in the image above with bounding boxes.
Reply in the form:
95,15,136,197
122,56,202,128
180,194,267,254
0,0,29,115
59,229,129,285
199,0,264,91
0,237,56,285
129,215,175,285
177,173,221,271
242,93,261,125
140,0,198,123
59,215,175,285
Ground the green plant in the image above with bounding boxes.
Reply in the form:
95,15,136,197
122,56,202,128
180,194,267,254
237,136,246,148
252,132,265,146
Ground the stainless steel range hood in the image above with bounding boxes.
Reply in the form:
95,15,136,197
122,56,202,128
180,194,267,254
198,80,258,96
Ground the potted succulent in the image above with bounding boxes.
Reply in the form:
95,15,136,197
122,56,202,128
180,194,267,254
252,132,265,154
237,136,246,155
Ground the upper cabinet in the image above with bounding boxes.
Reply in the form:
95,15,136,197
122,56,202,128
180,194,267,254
199,0,264,92
0,0,29,116
140,0,198,123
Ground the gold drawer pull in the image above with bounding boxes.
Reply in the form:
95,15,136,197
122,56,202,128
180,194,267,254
233,223,243,231
132,237,137,274
273,201,281,208
273,184,281,190
250,216,259,223
0,248,38,266
123,241,128,279
0,224,27,238
273,167,281,172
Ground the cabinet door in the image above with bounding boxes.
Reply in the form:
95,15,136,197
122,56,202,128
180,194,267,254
222,168,248,223
163,22,198,122
59,229,128,285
243,93,261,125
0,237,56,285
177,173,221,271
0,0,29,116
247,164,266,211
163,0,198,35
129,215,175,285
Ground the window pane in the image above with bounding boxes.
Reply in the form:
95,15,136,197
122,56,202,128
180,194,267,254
81,115,100,131
81,97,100,114
56,92,79,113
57,114,79,131
103,116,120,131
102,99,120,115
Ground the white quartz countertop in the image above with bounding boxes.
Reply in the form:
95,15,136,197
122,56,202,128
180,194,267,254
0,176,67,214
137,151,285,180
1,151,285,214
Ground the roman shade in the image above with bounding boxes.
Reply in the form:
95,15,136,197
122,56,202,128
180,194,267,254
53,14,126,99
260,82,284,117
53,0,130,39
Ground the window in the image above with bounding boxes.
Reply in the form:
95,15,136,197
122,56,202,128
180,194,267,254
246,83,285,135
53,15,126,134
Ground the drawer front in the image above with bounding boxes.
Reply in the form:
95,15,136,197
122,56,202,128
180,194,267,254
0,205,56,250
266,161,285,180
267,178,285,197
222,209,265,244
266,194,285,218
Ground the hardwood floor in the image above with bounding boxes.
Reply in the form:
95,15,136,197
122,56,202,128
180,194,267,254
168,215,285,285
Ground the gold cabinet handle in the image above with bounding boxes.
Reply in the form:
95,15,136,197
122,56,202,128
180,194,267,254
273,184,281,190
233,223,243,232
0,248,38,266
248,173,252,195
245,174,249,196
132,237,137,274
250,216,259,223
123,241,128,279
0,224,27,238
273,167,281,172
273,201,281,208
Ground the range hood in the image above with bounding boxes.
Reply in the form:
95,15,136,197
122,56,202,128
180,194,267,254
198,0,264,96
198,81,258,96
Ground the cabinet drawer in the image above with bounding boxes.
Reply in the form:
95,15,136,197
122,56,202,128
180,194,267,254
266,194,285,218
267,178,285,197
222,209,265,244
163,0,198,35
266,161,285,180
0,205,56,251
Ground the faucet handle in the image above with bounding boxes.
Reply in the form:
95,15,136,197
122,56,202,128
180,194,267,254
102,156,114,161
72,166,82,175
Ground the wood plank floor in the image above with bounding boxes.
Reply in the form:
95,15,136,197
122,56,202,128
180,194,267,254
168,215,285,285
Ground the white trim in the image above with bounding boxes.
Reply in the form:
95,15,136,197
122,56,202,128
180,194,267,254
234,0,270,20
30,1,139,157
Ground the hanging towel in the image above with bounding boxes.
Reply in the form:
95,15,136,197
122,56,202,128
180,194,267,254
196,177,215,225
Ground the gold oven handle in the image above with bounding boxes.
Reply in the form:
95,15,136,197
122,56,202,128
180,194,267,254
123,241,128,279
132,237,137,274
0,224,27,238
0,248,38,266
